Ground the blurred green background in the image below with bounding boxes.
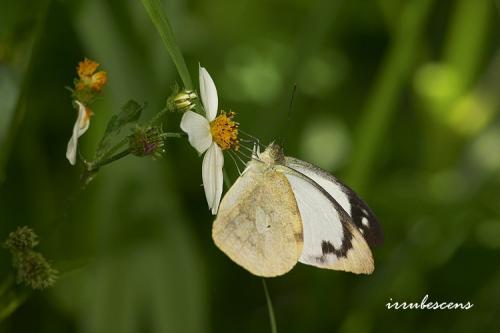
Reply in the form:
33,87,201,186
1,0,500,332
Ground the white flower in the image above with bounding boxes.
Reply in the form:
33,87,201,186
66,101,92,165
180,66,225,215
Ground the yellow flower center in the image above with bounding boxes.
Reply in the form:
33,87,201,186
210,111,239,151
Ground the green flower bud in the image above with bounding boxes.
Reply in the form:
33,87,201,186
167,89,197,113
129,126,166,158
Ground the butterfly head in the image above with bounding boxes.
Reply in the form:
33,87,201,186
257,142,285,165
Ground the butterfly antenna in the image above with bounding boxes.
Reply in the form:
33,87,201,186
279,84,297,147
287,84,297,122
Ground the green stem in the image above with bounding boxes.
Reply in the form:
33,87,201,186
150,107,169,125
0,291,29,322
140,0,193,89
87,149,130,173
101,137,129,160
163,132,185,139
0,275,30,323
87,132,184,173
0,275,14,299
226,167,277,333
262,279,277,333
346,0,434,192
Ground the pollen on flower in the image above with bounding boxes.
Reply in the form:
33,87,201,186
210,111,239,151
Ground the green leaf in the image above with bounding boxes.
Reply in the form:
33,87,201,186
95,100,145,159
140,0,193,90
0,0,51,184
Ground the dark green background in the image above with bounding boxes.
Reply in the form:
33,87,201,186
1,0,500,332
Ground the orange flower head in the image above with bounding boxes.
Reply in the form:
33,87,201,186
75,58,108,93
77,58,100,78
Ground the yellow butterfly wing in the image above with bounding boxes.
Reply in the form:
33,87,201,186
212,161,303,277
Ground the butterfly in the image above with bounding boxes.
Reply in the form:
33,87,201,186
212,142,383,277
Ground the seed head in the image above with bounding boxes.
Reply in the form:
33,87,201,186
4,226,39,253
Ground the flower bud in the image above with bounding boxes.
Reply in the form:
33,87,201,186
167,90,197,113
129,126,166,158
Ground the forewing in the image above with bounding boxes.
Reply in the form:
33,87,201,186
285,157,383,247
282,169,374,274
213,162,303,277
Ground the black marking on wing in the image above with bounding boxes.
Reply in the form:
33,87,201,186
348,191,383,247
321,237,350,257
316,207,353,264
285,156,384,248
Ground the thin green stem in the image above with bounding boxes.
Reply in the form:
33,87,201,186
163,132,185,138
87,131,184,173
346,0,434,191
101,137,129,160
150,107,169,125
140,0,193,90
87,149,130,173
0,291,29,322
226,165,278,333
262,279,277,333
0,275,14,299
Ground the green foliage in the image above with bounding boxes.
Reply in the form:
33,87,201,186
0,0,500,332
95,100,145,159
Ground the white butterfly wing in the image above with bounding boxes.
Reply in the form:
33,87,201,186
283,170,374,274
285,157,383,247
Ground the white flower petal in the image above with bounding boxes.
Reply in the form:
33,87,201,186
66,101,91,165
180,111,212,154
202,143,224,215
199,65,218,121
